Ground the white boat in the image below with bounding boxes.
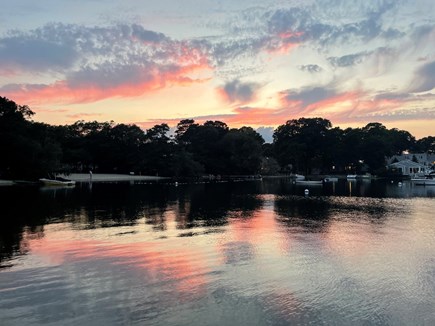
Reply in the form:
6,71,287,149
39,178,76,186
411,177,435,186
290,174,305,180
347,174,357,179
357,174,372,179
295,180,323,186
324,176,338,182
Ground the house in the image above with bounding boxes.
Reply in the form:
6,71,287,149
387,159,428,176
387,153,435,168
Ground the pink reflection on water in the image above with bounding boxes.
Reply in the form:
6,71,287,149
25,226,212,301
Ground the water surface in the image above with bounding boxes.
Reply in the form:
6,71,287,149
1,179,434,325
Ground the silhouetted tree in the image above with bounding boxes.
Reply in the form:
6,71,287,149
273,117,332,174
0,97,62,179
415,136,435,153
219,127,264,174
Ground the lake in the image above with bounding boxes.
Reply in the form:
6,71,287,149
1,178,435,325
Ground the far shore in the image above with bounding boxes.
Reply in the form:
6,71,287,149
57,173,169,182
1,173,385,186
0,180,15,186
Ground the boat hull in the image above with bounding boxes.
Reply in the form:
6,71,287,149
411,178,435,186
324,177,338,182
295,180,323,186
39,178,76,186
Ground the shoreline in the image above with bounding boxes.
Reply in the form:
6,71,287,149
58,173,169,182
1,173,386,186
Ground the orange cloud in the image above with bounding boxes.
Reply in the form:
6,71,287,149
1,36,212,107
3,62,211,106
136,87,424,132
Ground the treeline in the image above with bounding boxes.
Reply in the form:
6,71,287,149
1,96,434,180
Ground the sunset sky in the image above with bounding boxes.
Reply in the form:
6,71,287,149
1,0,434,141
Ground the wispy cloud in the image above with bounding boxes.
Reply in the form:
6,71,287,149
141,82,432,128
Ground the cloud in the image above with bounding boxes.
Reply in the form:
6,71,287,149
328,52,369,67
217,79,261,104
280,86,341,113
200,0,406,76
264,0,399,47
299,64,323,73
135,85,433,132
0,62,209,105
373,92,413,101
0,23,212,104
0,22,209,73
408,60,435,93
0,0,434,129
0,33,78,72
130,24,167,43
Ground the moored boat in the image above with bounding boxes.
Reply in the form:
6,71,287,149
289,174,305,180
39,178,76,186
295,180,323,186
357,173,372,179
324,176,338,182
411,177,435,186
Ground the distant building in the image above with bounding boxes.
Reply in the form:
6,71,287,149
387,153,435,168
387,159,428,176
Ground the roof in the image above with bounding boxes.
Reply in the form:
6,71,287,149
388,159,425,168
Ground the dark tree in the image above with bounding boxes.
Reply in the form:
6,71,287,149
273,117,332,174
176,120,229,174
415,136,435,153
219,127,264,175
0,97,62,179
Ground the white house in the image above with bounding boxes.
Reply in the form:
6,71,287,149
387,153,435,168
387,159,428,176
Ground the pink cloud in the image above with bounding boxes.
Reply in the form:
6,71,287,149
1,32,212,107
266,31,303,54
2,62,211,106
136,87,426,130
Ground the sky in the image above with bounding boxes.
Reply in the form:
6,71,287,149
0,0,434,141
